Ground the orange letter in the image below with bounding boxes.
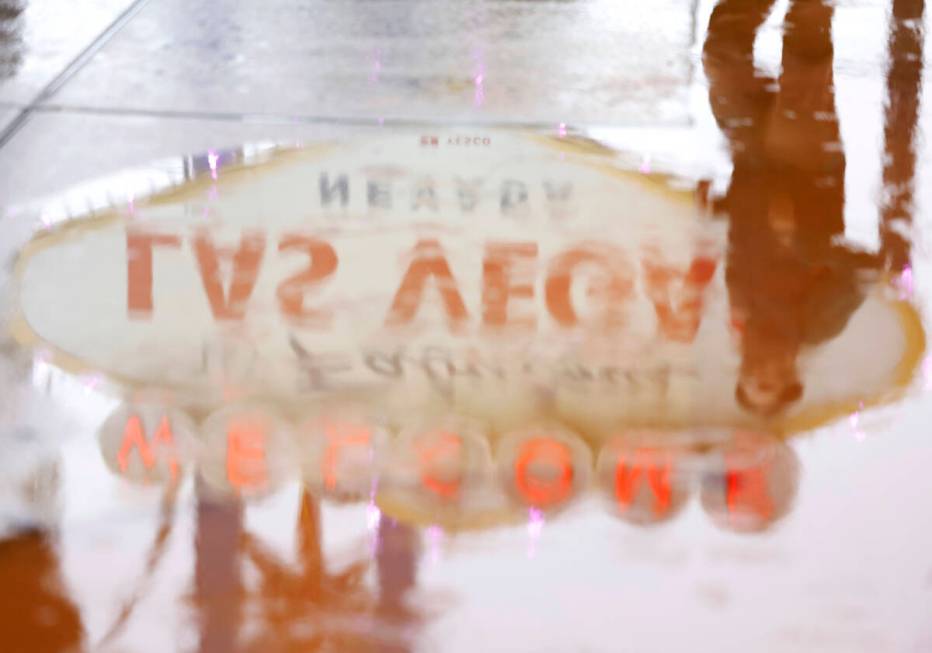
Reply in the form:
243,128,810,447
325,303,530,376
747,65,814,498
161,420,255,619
726,467,774,521
514,438,574,507
117,414,179,480
385,239,468,328
482,242,537,330
277,234,338,326
127,231,181,316
642,256,717,343
615,449,673,517
545,244,634,329
226,418,268,492
193,231,265,320
416,430,463,500
321,420,372,491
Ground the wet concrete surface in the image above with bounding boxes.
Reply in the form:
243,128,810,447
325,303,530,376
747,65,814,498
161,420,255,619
47,0,695,125
0,111,368,206
0,0,137,104
0,105,16,133
0,1,931,653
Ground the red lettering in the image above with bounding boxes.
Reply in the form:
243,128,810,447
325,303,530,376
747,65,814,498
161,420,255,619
117,414,178,481
277,234,337,326
226,418,268,491
482,242,537,330
725,466,774,522
416,430,463,500
643,256,717,343
545,244,634,329
193,231,265,320
126,232,181,316
614,449,673,517
385,239,468,328
320,420,372,491
514,438,574,507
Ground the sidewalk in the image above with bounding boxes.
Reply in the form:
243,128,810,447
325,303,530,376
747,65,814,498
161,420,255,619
0,0,700,208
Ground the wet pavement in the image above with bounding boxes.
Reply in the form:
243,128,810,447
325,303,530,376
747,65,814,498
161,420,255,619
1,1,932,652
0,0,138,105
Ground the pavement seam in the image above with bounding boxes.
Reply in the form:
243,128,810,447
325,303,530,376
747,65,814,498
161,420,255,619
27,102,683,131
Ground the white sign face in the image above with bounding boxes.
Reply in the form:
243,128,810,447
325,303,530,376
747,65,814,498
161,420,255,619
12,131,924,435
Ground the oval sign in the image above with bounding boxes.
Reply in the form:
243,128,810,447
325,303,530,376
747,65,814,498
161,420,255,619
13,131,924,436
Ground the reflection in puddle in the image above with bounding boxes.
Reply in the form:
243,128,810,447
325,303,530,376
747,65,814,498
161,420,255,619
707,0,907,420
98,407,800,533
0,1,928,651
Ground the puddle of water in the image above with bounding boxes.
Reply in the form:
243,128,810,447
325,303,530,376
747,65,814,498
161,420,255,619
0,1,929,652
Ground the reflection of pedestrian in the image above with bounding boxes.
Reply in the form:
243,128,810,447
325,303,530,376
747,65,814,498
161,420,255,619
704,0,882,415
881,0,925,271
0,530,83,653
